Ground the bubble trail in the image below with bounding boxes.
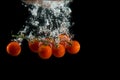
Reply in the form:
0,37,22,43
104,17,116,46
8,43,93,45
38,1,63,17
6,0,80,58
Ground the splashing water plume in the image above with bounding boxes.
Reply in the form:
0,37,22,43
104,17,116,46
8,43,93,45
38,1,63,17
14,0,72,43
6,0,80,59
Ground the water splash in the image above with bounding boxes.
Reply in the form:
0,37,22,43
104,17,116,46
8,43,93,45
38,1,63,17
12,0,73,45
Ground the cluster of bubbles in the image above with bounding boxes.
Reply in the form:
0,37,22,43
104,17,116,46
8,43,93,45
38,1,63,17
12,0,73,44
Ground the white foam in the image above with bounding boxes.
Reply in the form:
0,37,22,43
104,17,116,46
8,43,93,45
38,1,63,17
14,0,73,43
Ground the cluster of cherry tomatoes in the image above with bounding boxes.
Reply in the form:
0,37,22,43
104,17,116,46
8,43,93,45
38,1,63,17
6,34,80,59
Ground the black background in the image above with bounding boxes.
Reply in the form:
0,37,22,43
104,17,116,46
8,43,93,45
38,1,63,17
0,0,89,65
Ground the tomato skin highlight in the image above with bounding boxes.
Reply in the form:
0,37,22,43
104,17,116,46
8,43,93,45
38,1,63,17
66,40,80,54
38,45,52,59
52,44,65,58
6,42,21,56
